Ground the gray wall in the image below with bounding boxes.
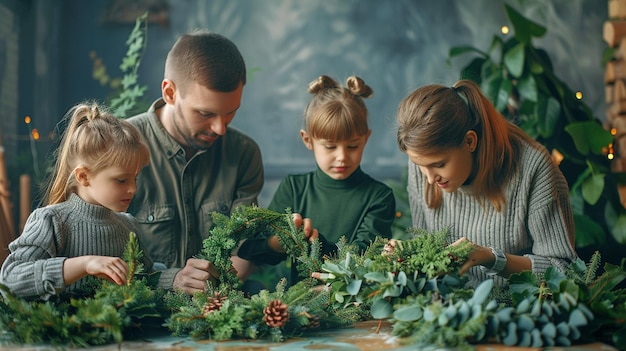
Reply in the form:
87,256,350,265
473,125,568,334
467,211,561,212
54,0,607,206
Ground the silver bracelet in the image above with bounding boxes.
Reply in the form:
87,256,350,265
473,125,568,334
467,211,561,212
480,247,507,276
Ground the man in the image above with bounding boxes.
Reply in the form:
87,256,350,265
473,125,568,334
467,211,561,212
126,31,263,294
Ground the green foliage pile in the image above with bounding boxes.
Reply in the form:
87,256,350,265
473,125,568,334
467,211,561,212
319,238,626,350
0,232,164,347
1,207,623,350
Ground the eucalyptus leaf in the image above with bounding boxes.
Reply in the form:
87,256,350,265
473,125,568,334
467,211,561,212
370,298,393,319
346,279,362,295
468,279,494,306
364,271,390,283
393,305,422,322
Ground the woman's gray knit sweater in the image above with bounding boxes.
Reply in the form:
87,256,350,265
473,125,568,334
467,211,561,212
0,193,175,299
407,137,577,288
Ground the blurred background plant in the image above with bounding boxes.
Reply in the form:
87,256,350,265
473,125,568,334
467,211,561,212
90,12,150,119
445,4,625,262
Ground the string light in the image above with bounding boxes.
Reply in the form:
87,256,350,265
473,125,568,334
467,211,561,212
575,91,583,100
501,25,509,35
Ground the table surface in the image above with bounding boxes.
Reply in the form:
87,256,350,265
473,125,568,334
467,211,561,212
0,320,618,351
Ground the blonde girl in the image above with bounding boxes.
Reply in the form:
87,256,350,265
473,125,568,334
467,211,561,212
1,102,154,299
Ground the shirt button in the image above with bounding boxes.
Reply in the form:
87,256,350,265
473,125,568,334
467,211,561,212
148,214,154,222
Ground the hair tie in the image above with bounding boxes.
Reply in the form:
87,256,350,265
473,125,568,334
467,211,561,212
453,86,469,106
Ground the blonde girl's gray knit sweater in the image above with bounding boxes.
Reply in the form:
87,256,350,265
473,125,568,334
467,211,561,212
0,193,160,299
407,137,577,288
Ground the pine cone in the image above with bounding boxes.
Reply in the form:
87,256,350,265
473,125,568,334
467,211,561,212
263,299,289,328
202,291,227,316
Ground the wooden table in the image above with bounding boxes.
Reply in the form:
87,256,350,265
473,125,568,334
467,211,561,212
0,320,618,351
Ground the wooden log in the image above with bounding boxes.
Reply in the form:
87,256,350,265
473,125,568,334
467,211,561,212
19,175,30,234
609,0,626,20
607,83,614,104
608,100,626,117
611,156,626,173
605,60,626,83
604,20,626,47
615,79,626,102
614,36,626,60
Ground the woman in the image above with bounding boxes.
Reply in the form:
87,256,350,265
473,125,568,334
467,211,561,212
395,79,577,288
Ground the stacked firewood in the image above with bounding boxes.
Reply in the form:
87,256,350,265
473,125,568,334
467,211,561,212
604,0,626,208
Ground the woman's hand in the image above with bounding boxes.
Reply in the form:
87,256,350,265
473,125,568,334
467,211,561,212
450,237,494,275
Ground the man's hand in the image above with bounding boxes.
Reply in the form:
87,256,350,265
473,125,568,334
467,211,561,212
172,258,220,294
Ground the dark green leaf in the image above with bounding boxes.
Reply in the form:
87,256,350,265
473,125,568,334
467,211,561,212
612,214,626,244
517,74,537,102
505,4,546,44
573,214,606,247
535,96,560,138
565,121,614,155
504,42,525,78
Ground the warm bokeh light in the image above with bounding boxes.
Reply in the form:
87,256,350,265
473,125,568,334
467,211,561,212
24,116,31,124
608,153,615,160
501,25,509,35
551,148,564,165
31,129,40,140
575,91,583,100
611,127,617,136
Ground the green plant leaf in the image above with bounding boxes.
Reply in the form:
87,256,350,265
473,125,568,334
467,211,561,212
504,42,525,78
448,46,488,59
573,214,606,247
517,74,537,102
370,298,393,319
393,305,422,322
612,214,626,244
565,121,614,155
505,4,546,45
582,173,605,205
535,96,560,138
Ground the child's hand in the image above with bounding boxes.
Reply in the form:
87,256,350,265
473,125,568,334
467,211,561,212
63,255,129,286
267,213,320,253
85,256,129,285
